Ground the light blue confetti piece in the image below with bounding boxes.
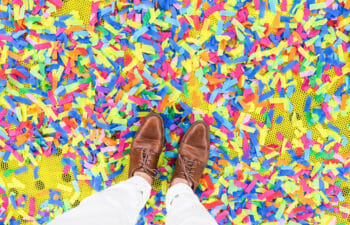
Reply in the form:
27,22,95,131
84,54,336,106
341,135,348,146
286,85,295,97
72,180,80,192
217,20,223,36
222,78,238,91
164,17,180,27
324,93,331,103
143,71,157,84
269,0,277,14
307,130,312,139
133,26,148,41
54,85,65,96
12,30,27,39
288,101,293,112
209,89,219,104
304,148,310,160
73,30,90,37
219,10,236,16
200,85,210,93
337,192,345,202
345,24,350,31
128,86,138,95
0,128,9,140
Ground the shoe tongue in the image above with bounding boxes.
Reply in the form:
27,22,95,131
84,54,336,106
180,143,206,164
133,139,161,151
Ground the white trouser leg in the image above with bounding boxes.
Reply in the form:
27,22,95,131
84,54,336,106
165,183,218,225
49,176,151,225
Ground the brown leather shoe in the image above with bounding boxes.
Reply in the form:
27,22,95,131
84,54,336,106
172,121,210,190
128,113,164,180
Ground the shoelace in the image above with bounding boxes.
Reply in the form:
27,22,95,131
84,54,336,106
178,154,199,188
136,148,157,177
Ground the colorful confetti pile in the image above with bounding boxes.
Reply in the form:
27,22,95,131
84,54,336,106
0,0,350,224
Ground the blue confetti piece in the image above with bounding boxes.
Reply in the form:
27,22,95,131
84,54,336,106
259,1,266,18
178,22,188,40
212,111,234,130
180,101,192,118
278,170,295,176
4,95,16,109
281,60,298,73
327,123,340,133
219,54,234,65
258,90,275,103
13,96,32,105
10,195,17,209
164,151,178,158
304,96,312,112
276,116,283,124
34,167,39,179
14,166,28,175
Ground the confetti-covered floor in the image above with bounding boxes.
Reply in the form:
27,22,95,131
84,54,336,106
0,0,349,224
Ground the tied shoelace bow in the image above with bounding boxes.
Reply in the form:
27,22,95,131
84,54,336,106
136,148,157,177
178,154,200,188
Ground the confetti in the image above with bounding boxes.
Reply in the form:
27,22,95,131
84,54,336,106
0,0,349,224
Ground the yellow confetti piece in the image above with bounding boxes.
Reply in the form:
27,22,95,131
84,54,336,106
57,183,73,192
310,3,326,10
286,199,298,214
0,45,9,64
154,19,170,29
339,17,350,28
336,30,349,42
340,206,350,214
69,191,81,204
8,178,25,189
17,208,34,221
266,151,280,160
5,211,13,225
240,124,255,133
0,139,5,148
229,44,244,57
77,175,92,180
259,126,268,146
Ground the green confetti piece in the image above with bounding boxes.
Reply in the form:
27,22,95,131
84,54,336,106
4,170,14,177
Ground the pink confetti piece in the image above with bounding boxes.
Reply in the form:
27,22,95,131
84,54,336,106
34,42,52,50
101,146,116,153
0,35,13,42
321,102,333,120
48,0,62,7
204,2,224,17
245,179,257,193
29,198,35,217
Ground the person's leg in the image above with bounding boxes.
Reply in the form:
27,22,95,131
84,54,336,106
49,175,151,225
50,113,165,225
165,182,218,225
166,121,218,225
